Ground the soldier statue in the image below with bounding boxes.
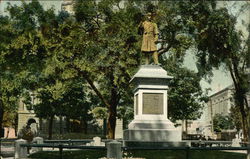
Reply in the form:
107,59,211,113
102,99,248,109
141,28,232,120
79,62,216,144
139,12,159,65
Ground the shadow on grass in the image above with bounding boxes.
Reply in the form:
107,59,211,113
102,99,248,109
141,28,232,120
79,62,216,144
29,150,106,159
29,150,246,159
125,150,246,159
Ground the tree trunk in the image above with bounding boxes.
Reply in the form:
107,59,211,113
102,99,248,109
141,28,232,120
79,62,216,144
48,115,54,139
14,114,18,136
103,118,107,136
108,112,116,139
75,66,120,139
107,106,117,139
66,117,70,133
229,62,249,141
235,88,248,141
0,99,4,137
181,120,187,139
81,118,88,134
59,115,62,135
241,114,248,141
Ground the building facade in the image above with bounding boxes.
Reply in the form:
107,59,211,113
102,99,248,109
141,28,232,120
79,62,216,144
61,0,74,14
208,85,234,117
17,96,40,134
185,85,235,138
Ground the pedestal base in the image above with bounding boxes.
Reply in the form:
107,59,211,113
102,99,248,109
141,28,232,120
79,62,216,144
124,119,181,142
128,120,176,129
124,128,181,142
124,140,190,147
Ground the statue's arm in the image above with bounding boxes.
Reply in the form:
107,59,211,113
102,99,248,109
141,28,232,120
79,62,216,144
154,23,159,42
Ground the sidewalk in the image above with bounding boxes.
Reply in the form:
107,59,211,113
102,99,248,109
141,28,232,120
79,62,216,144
222,150,247,154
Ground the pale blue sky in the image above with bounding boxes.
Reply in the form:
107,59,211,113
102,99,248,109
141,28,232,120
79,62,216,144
183,49,233,96
184,1,249,95
0,0,63,15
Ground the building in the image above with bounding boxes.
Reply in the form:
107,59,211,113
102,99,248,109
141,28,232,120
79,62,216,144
16,91,124,138
208,85,235,118
184,85,235,138
61,0,74,14
17,93,40,134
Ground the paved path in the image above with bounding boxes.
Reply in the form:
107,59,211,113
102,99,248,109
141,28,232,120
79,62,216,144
222,150,247,154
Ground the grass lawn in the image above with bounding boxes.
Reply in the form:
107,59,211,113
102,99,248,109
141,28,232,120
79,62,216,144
125,150,246,159
29,150,106,159
29,150,246,159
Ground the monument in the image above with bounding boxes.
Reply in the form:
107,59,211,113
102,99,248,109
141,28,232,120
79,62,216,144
124,65,183,146
124,12,186,147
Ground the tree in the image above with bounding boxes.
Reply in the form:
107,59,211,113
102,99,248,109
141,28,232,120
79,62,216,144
182,2,250,140
33,77,96,139
39,0,140,139
2,0,225,139
0,15,24,134
213,114,235,132
161,58,208,133
19,1,204,139
230,106,243,131
53,0,208,139
61,80,96,134
153,0,249,140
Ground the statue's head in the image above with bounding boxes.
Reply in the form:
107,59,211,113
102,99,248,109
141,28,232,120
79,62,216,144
146,12,153,21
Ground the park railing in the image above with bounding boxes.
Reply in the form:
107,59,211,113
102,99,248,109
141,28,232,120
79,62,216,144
20,143,107,159
188,140,234,147
17,139,250,159
123,146,250,159
43,139,94,147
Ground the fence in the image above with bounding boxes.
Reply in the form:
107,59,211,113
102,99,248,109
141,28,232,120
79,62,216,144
187,140,247,147
17,139,250,159
20,144,107,159
43,139,94,148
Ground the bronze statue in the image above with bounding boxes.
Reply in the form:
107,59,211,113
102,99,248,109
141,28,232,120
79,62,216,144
139,12,159,65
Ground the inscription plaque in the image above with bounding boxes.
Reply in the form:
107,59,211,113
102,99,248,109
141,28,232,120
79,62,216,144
143,93,163,114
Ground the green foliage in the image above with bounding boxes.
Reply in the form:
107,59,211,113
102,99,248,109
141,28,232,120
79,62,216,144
91,107,108,119
3,0,244,139
34,79,95,121
188,2,250,138
230,106,243,131
213,114,235,132
163,60,208,122
2,109,16,128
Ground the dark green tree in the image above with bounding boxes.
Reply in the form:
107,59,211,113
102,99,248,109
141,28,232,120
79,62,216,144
213,114,235,132
180,2,250,140
34,78,96,139
162,58,208,133
3,0,236,140
0,15,26,134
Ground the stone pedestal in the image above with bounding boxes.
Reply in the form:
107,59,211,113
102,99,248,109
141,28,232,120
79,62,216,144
15,139,27,159
107,140,122,159
124,65,182,143
32,137,43,153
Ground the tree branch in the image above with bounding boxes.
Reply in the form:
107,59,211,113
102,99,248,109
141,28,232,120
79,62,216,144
72,65,110,108
158,43,172,57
